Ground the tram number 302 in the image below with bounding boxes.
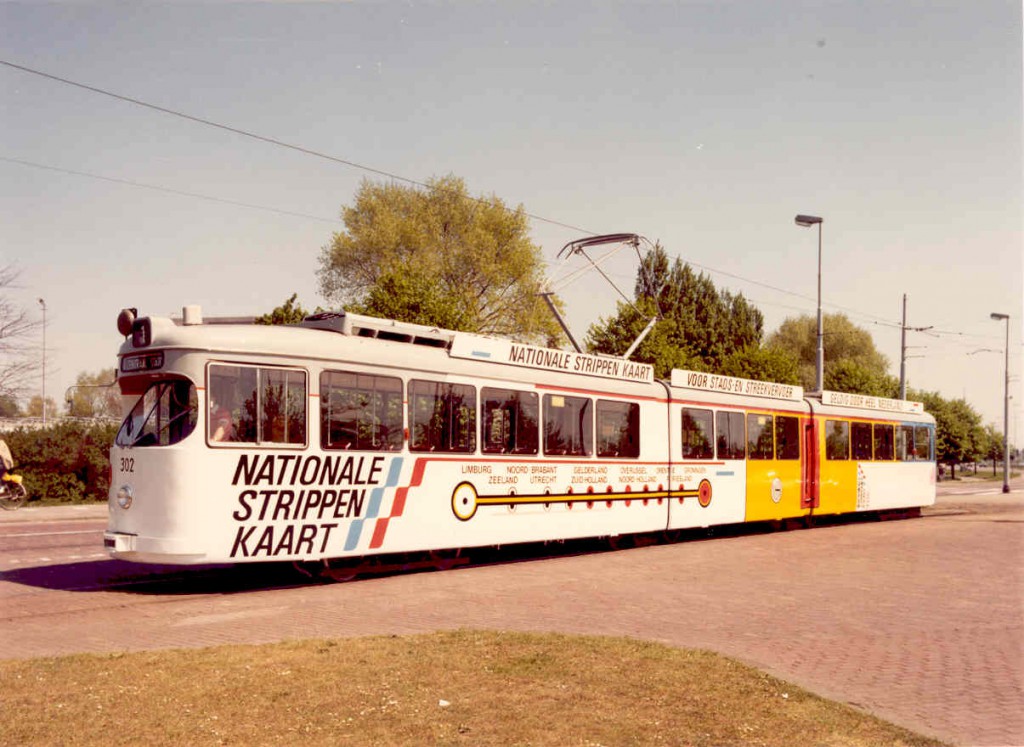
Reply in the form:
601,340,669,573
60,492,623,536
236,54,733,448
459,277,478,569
119,457,135,473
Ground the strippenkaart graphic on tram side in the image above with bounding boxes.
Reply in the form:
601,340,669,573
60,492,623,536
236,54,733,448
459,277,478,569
105,303,935,573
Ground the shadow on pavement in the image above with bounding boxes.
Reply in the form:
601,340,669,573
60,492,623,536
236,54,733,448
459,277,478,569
0,559,313,595
1,507,940,596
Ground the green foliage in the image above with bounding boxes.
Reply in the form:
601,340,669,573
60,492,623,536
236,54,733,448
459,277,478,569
587,297,694,378
0,394,20,417
587,244,767,378
824,359,899,398
767,314,890,392
2,421,117,503
255,293,316,326
318,175,562,343
351,269,474,330
718,346,801,385
981,423,1004,464
66,368,120,418
912,389,985,471
24,395,58,419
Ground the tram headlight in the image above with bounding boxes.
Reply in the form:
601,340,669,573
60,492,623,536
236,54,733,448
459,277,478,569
116,484,134,510
117,308,137,337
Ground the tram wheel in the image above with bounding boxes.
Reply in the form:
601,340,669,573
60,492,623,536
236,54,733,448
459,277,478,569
607,534,634,551
317,558,366,582
428,548,463,571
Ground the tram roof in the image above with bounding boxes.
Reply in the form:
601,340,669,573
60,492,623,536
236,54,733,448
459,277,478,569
120,307,930,417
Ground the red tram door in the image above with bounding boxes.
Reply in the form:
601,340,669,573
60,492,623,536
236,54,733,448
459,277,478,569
802,418,819,510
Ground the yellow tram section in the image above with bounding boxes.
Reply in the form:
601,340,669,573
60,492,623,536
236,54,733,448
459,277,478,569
743,410,807,523
815,415,902,516
816,418,858,516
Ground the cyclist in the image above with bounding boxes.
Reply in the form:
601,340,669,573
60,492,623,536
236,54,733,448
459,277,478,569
0,438,12,482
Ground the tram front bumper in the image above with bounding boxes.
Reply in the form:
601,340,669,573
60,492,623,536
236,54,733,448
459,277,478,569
103,531,207,564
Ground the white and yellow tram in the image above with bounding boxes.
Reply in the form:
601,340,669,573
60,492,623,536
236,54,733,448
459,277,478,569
105,307,936,565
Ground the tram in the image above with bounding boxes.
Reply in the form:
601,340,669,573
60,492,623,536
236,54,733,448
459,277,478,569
104,305,936,566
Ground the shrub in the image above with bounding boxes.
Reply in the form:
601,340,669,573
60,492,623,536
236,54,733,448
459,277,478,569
3,421,117,504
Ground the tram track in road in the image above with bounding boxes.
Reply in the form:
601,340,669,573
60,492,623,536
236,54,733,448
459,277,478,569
0,519,107,572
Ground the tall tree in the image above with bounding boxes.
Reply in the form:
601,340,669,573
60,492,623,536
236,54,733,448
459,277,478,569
825,359,899,398
66,368,120,419
718,346,801,385
0,265,43,401
0,394,21,418
25,395,58,419
767,313,892,393
318,175,562,343
587,243,778,379
913,390,985,479
980,423,1004,476
353,269,474,331
256,294,313,325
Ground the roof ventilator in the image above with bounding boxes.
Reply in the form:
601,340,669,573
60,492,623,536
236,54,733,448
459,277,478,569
300,311,455,349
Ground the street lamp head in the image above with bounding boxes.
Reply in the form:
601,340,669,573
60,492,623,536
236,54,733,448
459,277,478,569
795,214,823,227
990,312,1009,321
37,298,45,308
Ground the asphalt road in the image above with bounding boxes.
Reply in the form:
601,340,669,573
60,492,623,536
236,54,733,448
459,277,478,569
1,479,1021,746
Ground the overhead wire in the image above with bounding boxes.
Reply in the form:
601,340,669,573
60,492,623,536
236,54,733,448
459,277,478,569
0,156,344,224
2,58,1005,346
0,58,593,235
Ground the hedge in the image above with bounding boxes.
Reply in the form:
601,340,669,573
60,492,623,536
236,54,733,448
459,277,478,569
3,421,118,504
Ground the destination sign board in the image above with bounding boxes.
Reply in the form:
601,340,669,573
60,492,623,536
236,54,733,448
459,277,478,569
670,369,804,402
821,390,924,414
449,337,654,384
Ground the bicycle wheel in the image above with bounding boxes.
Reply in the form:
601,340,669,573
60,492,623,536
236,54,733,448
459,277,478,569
0,483,26,510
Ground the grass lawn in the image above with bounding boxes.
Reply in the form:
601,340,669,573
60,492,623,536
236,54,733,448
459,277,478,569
0,630,947,746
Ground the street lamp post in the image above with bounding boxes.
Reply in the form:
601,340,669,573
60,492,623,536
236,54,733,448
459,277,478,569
795,214,824,393
38,298,46,425
990,312,1010,494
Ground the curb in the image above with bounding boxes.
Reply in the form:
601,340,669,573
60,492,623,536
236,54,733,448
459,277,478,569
0,503,108,523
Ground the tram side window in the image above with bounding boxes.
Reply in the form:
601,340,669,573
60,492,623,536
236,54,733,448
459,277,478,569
826,420,850,460
852,422,873,460
597,400,639,458
915,426,933,461
261,369,307,444
321,371,403,451
716,411,746,460
747,414,774,460
874,424,895,461
409,380,476,453
544,394,592,456
775,415,800,460
897,425,915,461
682,408,714,460
116,379,198,447
209,364,306,446
482,388,539,455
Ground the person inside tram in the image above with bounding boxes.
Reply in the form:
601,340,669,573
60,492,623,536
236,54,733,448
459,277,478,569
209,397,236,442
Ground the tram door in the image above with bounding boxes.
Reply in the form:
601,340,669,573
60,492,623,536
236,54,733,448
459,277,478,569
802,418,819,509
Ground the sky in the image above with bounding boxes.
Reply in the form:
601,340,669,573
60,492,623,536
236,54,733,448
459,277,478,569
1,1,1021,437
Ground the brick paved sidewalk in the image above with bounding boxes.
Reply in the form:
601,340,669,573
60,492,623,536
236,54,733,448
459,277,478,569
2,487,1021,746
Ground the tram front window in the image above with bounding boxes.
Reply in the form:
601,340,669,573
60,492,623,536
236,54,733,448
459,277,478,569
116,379,198,447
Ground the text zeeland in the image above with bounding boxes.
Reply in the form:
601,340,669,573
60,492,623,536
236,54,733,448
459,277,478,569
228,453,386,559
